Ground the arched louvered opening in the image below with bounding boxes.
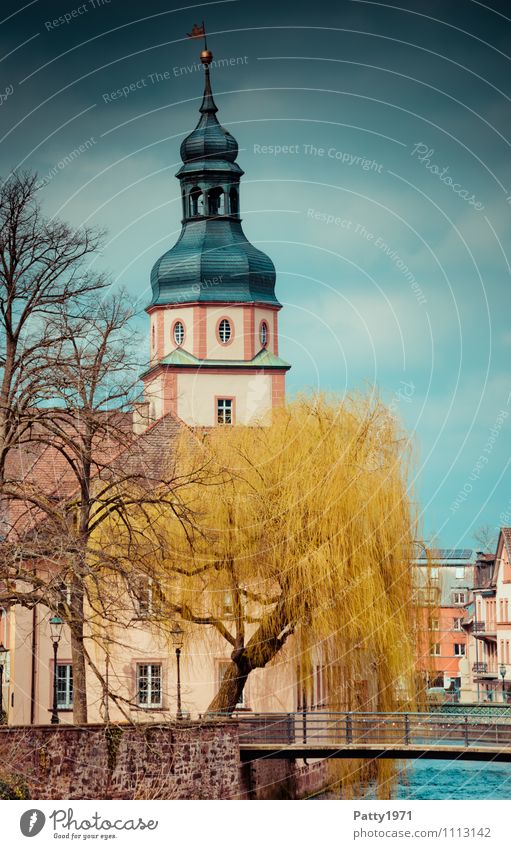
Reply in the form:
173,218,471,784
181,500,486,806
189,186,204,217
229,187,239,215
207,187,225,216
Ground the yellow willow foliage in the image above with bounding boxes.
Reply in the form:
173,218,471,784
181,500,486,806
162,394,418,697
93,393,419,796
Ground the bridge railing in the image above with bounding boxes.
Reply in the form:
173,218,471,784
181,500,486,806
234,711,511,749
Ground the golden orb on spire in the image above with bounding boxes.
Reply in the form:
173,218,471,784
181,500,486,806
200,49,213,66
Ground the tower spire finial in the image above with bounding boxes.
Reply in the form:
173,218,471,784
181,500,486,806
187,20,215,112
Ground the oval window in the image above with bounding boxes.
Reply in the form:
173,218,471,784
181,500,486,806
173,321,185,345
260,321,268,348
218,318,231,344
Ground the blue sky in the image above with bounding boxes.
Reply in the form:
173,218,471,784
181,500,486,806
1,0,510,547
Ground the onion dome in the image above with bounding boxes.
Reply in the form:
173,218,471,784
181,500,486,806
179,67,239,165
150,219,279,305
149,53,280,308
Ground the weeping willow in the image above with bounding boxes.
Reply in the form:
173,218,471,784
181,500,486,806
143,394,418,703
94,393,419,796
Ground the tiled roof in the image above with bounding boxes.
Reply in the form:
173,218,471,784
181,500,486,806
148,346,291,372
501,528,511,561
3,411,188,539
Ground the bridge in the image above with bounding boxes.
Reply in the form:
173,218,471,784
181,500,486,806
235,711,511,762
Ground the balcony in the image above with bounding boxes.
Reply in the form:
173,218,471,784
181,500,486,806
473,621,497,639
472,662,498,678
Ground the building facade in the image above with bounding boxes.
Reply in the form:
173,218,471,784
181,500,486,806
461,531,511,703
414,548,475,698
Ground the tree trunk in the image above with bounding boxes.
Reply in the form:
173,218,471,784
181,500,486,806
70,578,88,723
207,602,294,714
207,660,248,714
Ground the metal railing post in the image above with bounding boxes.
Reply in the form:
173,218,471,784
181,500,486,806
404,713,410,745
464,715,469,747
346,712,353,744
287,712,293,744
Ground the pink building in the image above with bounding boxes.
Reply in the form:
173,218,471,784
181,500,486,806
461,532,511,702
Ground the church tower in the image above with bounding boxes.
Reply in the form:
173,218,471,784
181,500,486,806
140,46,290,428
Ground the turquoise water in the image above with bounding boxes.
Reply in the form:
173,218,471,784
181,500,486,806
392,760,511,800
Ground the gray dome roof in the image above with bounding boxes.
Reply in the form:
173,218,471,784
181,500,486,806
150,219,280,306
179,67,238,165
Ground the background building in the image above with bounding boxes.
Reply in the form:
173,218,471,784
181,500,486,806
462,532,511,703
414,548,475,699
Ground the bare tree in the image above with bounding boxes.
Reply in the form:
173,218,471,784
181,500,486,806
0,174,205,723
0,171,105,488
473,525,498,553
0,288,210,722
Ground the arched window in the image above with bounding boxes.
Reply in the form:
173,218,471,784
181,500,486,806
207,187,225,215
259,320,268,348
218,318,232,344
229,187,239,215
173,320,185,346
151,324,156,349
189,186,204,217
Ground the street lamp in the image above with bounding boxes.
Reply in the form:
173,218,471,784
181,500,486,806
49,616,64,725
171,623,184,720
500,664,507,702
0,643,8,724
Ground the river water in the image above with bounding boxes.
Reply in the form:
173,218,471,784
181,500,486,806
317,761,511,799
387,761,511,800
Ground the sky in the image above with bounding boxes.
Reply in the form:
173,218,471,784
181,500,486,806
1,0,510,548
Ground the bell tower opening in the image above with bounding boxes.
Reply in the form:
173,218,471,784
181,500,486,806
189,186,204,217
207,187,225,216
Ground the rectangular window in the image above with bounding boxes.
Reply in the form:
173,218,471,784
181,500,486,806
430,567,439,580
455,566,465,579
453,617,464,631
133,577,164,619
222,592,234,617
217,398,233,425
315,664,325,708
430,643,441,656
452,592,466,605
217,660,244,707
454,644,466,656
137,663,162,708
56,664,73,709
417,587,440,605
430,618,439,631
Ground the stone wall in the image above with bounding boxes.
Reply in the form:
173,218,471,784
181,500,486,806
240,758,297,799
0,722,330,800
294,760,329,798
239,758,329,800
0,721,240,800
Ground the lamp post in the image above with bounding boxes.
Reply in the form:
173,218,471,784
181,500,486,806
171,623,184,720
0,643,8,724
49,616,64,725
500,664,507,703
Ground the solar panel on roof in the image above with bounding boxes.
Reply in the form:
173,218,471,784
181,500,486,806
415,548,473,561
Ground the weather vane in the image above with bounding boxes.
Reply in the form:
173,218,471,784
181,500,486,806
187,20,213,66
